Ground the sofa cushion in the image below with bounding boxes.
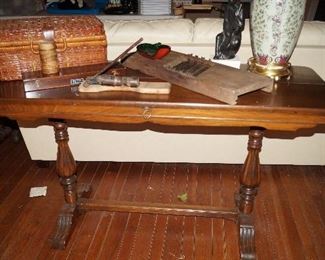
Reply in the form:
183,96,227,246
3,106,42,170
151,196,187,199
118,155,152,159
298,21,325,46
99,18,194,44
193,18,251,45
193,18,325,47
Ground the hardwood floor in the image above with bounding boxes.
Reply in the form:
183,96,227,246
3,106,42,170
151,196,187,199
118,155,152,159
0,137,324,260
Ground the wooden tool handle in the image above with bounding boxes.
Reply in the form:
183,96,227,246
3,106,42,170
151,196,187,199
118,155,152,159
78,81,171,94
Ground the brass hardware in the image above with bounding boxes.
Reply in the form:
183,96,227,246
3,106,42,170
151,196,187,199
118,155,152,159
247,57,291,82
142,107,152,120
30,37,67,54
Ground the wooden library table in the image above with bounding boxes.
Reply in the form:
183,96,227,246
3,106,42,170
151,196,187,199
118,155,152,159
0,66,324,259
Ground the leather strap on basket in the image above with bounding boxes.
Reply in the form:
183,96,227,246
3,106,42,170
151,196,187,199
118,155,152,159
38,29,61,75
30,29,67,54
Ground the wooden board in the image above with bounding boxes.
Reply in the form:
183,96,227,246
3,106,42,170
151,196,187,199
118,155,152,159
78,81,171,94
124,51,273,104
183,4,213,10
23,63,106,92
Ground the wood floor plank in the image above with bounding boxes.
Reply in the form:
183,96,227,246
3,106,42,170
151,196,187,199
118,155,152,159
110,163,145,260
91,161,132,259
127,214,156,260
255,167,282,260
0,167,56,259
0,138,25,177
162,165,191,260
191,164,213,260
186,164,199,206
0,137,16,159
291,167,325,257
115,163,151,260
83,212,113,259
145,164,174,260
0,140,324,260
218,165,240,259
146,215,169,260
114,213,141,260
271,167,306,260
211,165,228,259
160,165,187,260
259,166,292,260
304,166,325,225
12,166,60,260
64,215,101,259
0,163,42,243
97,212,130,259
34,163,67,260
194,217,213,260
66,163,108,260
0,143,30,203
182,216,196,259
108,162,132,201
161,215,185,260
94,162,121,200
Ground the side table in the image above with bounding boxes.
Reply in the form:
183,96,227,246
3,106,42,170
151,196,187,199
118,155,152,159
0,66,324,259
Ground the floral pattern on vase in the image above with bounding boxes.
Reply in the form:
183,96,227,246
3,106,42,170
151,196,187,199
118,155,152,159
250,0,306,66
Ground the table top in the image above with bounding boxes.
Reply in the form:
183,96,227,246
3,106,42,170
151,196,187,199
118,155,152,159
0,66,324,131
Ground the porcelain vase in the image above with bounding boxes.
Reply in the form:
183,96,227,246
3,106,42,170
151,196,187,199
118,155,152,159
248,0,306,80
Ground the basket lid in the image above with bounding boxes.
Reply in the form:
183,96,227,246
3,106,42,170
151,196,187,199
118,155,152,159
0,16,105,45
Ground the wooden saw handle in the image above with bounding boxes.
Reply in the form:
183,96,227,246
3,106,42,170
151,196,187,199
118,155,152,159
78,81,171,94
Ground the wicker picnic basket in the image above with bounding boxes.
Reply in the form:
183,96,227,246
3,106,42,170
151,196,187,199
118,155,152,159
0,16,107,81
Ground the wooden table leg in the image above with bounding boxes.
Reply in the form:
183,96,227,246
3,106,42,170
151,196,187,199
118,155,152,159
51,121,90,249
237,128,264,260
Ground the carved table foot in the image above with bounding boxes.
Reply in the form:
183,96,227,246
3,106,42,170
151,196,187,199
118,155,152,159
51,204,77,249
238,214,256,260
51,183,92,249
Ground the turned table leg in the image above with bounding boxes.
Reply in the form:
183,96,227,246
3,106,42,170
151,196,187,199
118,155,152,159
51,121,90,249
237,128,264,260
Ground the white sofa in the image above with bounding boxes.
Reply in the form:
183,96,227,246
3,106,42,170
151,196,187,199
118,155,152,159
19,17,325,165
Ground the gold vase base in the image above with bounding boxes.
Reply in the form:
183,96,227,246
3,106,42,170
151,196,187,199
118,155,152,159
247,57,291,82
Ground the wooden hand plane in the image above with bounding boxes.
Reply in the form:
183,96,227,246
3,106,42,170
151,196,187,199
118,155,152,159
79,74,171,95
